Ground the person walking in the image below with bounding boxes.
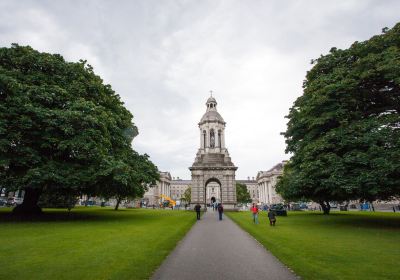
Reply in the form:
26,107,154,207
194,203,201,220
250,203,259,224
268,208,276,226
217,203,224,221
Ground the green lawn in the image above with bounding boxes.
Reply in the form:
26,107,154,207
227,211,400,280
0,207,195,280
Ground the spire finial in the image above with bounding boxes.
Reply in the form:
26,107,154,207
209,90,213,97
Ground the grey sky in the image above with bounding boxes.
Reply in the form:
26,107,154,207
1,0,399,179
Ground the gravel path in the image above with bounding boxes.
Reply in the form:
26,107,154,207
151,210,298,280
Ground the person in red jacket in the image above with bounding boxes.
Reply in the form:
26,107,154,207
251,203,259,224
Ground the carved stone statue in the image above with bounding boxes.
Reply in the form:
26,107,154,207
210,130,215,148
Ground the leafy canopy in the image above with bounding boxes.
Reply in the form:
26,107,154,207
0,44,159,212
277,24,400,207
236,182,252,203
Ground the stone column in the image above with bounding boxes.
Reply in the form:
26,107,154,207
221,129,225,148
268,181,273,204
200,128,204,149
262,182,266,204
215,128,219,148
265,181,268,204
260,182,265,203
205,129,209,150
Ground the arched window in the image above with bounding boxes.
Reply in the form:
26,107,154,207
203,130,206,148
218,130,222,147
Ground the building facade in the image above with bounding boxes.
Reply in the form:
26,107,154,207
236,178,258,202
143,172,172,206
256,161,286,205
170,178,191,201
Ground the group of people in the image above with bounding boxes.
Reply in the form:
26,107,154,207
251,203,277,226
194,203,224,220
194,202,277,225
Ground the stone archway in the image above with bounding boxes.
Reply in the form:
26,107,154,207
190,167,237,210
205,177,221,205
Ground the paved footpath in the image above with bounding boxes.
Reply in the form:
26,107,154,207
151,210,298,280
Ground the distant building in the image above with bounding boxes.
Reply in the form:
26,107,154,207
236,177,258,203
170,177,191,201
256,161,286,205
143,172,171,206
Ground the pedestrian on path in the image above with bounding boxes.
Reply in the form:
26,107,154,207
268,208,276,226
251,203,259,224
217,203,224,220
195,203,201,220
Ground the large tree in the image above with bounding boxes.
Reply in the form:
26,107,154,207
236,183,252,204
97,150,159,210
0,44,158,214
277,24,400,214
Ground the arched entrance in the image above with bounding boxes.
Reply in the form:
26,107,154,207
205,178,221,207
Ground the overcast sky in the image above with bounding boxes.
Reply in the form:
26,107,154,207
1,0,399,179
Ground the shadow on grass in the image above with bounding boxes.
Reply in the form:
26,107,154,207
0,207,167,224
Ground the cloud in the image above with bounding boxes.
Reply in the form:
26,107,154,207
1,0,399,178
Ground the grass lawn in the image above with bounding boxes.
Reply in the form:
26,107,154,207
227,211,400,280
0,207,196,280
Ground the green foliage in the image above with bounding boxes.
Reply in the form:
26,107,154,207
236,183,252,203
181,187,191,204
0,44,159,212
278,23,400,209
96,149,159,210
227,211,400,280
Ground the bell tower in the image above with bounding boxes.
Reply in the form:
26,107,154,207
190,95,238,210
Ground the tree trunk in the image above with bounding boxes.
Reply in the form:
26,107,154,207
319,200,331,215
114,197,122,211
12,188,42,215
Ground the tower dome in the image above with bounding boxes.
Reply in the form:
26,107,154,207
206,96,217,104
199,96,225,125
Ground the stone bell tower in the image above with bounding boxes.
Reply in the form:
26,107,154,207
189,95,238,210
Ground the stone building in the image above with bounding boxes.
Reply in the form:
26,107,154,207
236,177,258,202
143,171,171,206
189,96,238,209
170,178,191,201
256,161,286,205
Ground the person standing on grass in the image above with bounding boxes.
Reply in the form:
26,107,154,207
195,203,201,220
217,203,224,220
268,208,276,226
251,203,259,224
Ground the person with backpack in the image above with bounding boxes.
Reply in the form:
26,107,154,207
250,203,259,224
268,208,276,226
194,203,201,220
217,203,224,220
